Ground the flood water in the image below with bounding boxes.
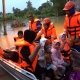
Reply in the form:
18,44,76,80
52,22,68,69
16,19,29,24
0,16,64,80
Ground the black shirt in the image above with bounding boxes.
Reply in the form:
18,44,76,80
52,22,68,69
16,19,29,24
20,46,32,65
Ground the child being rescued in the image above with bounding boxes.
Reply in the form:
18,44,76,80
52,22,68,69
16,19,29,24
14,30,23,42
39,38,61,80
36,38,46,80
14,30,24,50
51,40,67,75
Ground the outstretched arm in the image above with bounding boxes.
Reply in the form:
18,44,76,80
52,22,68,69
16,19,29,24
29,44,40,63
21,44,40,63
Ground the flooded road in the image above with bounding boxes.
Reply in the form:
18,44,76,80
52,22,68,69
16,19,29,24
0,16,64,80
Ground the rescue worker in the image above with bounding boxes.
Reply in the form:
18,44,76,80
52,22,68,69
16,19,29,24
63,1,80,52
28,14,42,42
28,14,42,33
15,30,40,73
35,18,57,43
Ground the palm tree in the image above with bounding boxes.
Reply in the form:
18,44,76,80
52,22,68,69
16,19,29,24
26,0,33,11
2,0,7,35
12,7,15,13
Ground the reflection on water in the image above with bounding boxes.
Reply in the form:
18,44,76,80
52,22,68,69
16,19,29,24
0,16,64,79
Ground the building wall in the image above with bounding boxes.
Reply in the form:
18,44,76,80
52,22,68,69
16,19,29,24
74,0,80,11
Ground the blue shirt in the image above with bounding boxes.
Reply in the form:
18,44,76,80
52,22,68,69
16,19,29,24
36,21,42,31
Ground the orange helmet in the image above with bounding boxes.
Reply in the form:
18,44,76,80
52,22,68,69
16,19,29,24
63,1,75,10
43,18,51,24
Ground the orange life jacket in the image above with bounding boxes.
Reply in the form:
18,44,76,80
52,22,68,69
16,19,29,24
14,36,24,42
29,18,40,33
15,39,38,72
0,48,5,57
61,39,70,51
65,12,80,45
41,22,57,42
61,39,71,60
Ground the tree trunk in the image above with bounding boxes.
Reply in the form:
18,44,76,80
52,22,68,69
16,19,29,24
2,0,7,35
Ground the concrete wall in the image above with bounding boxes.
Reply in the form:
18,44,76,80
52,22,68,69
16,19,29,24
74,0,80,11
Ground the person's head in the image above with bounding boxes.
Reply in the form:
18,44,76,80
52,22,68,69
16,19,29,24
52,40,61,50
40,38,48,48
17,30,23,38
63,1,75,16
43,18,51,29
3,51,19,62
44,40,51,51
40,38,51,53
44,39,51,59
28,14,34,22
40,38,51,60
24,30,36,44
10,51,19,62
59,32,67,41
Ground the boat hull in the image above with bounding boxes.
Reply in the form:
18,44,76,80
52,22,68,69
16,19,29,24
0,57,37,80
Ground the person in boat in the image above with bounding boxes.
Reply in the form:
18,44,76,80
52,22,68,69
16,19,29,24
51,40,67,75
14,30,23,42
14,30,24,50
44,38,62,80
35,18,57,43
28,14,42,33
63,1,80,52
28,14,42,42
0,47,19,63
15,30,40,73
36,38,46,80
59,32,72,64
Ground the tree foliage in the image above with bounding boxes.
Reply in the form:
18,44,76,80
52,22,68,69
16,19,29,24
26,0,33,11
1,0,67,21
50,0,66,16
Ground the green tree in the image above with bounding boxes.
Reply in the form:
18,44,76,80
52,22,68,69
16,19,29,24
12,7,23,17
10,0,67,21
26,0,36,16
50,0,66,16
38,1,54,17
38,1,52,10
26,0,33,11
12,7,15,12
